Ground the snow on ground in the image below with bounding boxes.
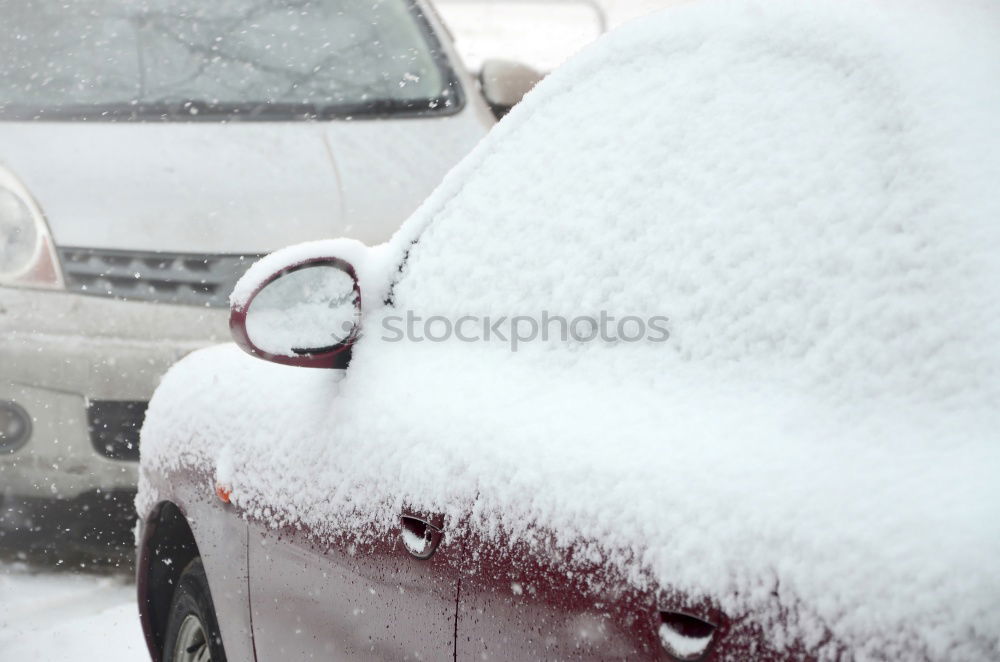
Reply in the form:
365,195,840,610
0,564,145,661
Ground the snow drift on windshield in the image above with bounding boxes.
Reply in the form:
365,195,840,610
140,0,1000,659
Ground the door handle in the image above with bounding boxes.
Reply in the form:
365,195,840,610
400,515,443,560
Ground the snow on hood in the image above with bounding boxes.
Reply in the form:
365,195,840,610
141,1,1000,659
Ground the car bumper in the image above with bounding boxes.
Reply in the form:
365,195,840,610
0,285,229,500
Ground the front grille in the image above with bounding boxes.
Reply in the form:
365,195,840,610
87,400,148,461
59,247,262,307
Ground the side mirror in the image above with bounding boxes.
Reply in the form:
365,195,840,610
229,257,360,369
478,58,544,119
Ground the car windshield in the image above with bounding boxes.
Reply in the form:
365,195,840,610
0,0,458,121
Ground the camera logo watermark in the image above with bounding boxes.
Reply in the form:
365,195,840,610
380,311,670,351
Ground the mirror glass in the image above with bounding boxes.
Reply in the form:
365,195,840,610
245,263,359,356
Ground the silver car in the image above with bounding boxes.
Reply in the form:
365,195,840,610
0,0,503,554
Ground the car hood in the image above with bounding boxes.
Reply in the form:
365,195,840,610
0,117,486,254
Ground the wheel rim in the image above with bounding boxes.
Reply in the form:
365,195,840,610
174,614,211,662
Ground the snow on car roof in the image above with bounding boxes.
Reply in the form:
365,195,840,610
141,0,1000,658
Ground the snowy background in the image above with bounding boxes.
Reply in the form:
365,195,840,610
0,563,144,660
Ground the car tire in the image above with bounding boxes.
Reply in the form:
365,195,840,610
162,557,228,662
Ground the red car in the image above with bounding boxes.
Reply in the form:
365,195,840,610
135,2,1000,661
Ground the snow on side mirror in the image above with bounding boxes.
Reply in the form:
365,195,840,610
229,257,360,369
479,58,544,119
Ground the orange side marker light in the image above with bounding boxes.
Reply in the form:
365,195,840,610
215,484,232,504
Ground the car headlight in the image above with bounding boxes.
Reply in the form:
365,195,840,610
0,188,38,273
0,167,62,288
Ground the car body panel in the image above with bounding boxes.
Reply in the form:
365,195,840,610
0,113,487,254
318,116,491,247
248,513,459,660
0,122,342,253
454,527,666,661
0,287,225,498
137,469,254,662
453,527,801,661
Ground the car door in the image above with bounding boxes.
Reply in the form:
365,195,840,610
455,527,705,661
248,506,460,660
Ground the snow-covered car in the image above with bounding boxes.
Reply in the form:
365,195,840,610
0,0,508,551
136,1,1000,660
